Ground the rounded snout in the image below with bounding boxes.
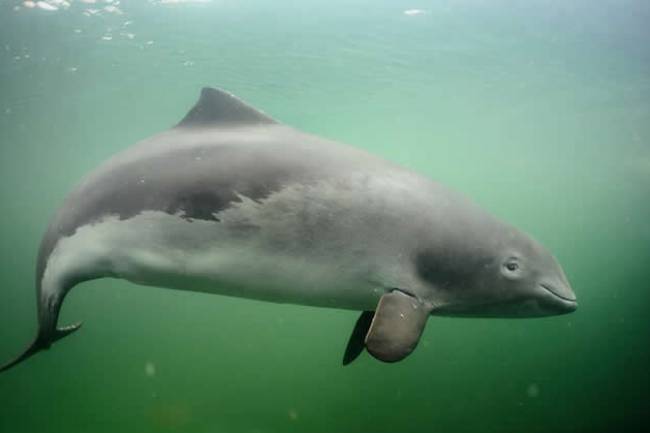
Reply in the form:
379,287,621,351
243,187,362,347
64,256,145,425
538,282,577,315
536,254,577,315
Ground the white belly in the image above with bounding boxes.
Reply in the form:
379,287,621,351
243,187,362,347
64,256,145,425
42,210,386,311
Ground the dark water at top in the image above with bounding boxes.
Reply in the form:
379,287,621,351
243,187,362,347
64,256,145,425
0,0,648,432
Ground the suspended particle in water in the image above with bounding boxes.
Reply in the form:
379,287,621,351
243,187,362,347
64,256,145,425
104,5,123,14
47,0,71,9
403,9,426,16
526,383,540,398
36,1,58,11
288,408,298,421
145,361,156,377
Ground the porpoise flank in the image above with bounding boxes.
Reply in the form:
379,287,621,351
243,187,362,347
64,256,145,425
0,87,577,372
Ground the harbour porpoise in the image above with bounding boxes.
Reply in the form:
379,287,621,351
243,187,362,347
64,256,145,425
0,87,577,372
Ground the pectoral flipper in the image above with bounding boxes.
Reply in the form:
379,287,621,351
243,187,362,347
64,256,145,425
343,290,433,365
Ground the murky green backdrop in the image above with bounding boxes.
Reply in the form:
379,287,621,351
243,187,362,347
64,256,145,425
1,0,649,432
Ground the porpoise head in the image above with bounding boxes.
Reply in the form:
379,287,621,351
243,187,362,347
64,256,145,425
415,200,577,318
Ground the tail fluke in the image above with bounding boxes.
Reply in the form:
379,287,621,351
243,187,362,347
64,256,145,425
0,337,45,373
54,322,83,341
52,322,84,343
0,321,82,374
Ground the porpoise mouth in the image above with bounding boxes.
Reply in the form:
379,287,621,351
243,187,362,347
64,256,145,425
540,283,577,303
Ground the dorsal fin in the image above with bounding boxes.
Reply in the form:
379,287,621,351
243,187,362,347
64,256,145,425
176,87,277,128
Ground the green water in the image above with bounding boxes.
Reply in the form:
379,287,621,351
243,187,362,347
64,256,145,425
0,0,648,432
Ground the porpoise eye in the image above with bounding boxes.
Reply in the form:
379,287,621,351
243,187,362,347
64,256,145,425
502,259,521,278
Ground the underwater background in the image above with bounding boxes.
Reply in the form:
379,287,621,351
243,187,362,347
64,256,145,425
0,0,648,432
